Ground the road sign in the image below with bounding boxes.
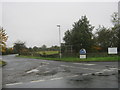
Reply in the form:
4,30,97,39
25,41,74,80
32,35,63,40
80,55,86,59
108,47,118,54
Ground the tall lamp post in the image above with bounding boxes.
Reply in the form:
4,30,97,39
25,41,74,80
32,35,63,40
57,24,62,58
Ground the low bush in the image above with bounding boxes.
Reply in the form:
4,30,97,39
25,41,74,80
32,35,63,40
0,61,7,67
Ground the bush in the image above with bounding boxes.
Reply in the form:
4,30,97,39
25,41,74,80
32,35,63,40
0,61,7,67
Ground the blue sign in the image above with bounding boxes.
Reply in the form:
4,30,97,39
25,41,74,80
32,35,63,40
80,49,86,54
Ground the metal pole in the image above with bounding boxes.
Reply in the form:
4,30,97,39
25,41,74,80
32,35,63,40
57,25,61,58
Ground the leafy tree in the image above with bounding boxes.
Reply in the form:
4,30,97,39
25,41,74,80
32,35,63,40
50,45,59,51
28,47,33,52
63,16,94,52
33,46,39,52
13,41,27,55
0,27,8,53
41,45,47,50
94,26,113,51
5,47,14,54
94,12,120,52
111,12,120,52
111,12,119,26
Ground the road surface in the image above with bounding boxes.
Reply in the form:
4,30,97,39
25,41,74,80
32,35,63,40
2,55,118,88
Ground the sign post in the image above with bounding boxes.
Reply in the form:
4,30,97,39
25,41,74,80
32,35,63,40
79,48,86,59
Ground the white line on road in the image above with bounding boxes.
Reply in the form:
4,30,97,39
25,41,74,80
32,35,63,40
26,69,39,74
5,74,81,86
50,77,63,80
83,64,96,66
82,73,92,76
66,75,79,77
30,80,45,83
39,65,46,68
6,82,23,86
41,62,49,65
73,63,96,66
5,67,118,86
60,65,98,71
60,65,74,68
82,68,98,71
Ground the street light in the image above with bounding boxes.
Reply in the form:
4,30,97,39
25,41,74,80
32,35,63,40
57,24,62,58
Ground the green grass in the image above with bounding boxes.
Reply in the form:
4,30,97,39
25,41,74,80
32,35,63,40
17,55,119,62
37,51,59,55
0,60,7,67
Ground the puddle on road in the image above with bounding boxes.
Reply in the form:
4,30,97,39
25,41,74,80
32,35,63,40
36,70,57,76
25,62,49,74
69,75,93,82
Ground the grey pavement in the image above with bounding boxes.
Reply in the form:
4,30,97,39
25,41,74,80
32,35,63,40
2,55,119,88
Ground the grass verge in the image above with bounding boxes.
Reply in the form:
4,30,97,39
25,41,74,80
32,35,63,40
37,51,59,55
0,60,7,67
17,55,119,62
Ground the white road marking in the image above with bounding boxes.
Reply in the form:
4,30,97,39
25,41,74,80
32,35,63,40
74,63,96,66
94,68,118,75
82,68,97,71
30,80,45,83
4,73,90,86
26,69,39,74
41,62,49,64
82,73,92,76
6,82,23,86
102,68,117,72
83,64,96,66
50,77,63,80
95,72,102,74
60,65,98,71
67,75,79,78
109,68,118,70
6,66,118,86
60,65,74,68
73,63,83,65
103,69,114,72
39,65,46,68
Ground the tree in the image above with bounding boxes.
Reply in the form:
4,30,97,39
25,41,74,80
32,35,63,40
28,47,33,52
5,47,14,54
93,12,120,52
94,26,113,51
50,45,59,51
111,12,120,52
111,12,119,26
63,16,94,52
33,46,39,52
41,45,47,50
13,41,27,55
0,27,8,53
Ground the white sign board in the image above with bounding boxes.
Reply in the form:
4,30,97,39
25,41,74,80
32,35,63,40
108,47,118,54
80,55,86,59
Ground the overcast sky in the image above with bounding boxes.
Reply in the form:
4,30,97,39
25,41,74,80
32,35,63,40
2,2,118,48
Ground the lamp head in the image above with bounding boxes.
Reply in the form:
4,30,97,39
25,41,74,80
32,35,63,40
57,24,60,27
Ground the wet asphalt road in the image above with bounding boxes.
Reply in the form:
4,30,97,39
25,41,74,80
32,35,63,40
2,55,118,88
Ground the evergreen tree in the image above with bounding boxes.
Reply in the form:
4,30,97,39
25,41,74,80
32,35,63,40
63,16,94,52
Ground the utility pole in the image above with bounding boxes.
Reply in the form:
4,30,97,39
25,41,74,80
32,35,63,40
57,24,62,58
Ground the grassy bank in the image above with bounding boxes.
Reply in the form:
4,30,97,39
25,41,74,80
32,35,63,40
0,60,7,67
37,51,59,55
17,55,119,62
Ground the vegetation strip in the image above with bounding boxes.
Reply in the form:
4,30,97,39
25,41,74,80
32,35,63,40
17,55,119,62
0,60,7,67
